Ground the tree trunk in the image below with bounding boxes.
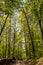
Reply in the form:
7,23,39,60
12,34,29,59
0,15,9,36
13,21,16,58
39,19,43,55
13,29,16,57
24,27,31,59
4,30,7,58
22,9,35,59
8,25,11,58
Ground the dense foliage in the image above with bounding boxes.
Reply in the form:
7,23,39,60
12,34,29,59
0,0,43,63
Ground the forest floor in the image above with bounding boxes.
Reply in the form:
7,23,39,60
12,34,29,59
13,60,35,65
0,57,43,65
13,57,43,65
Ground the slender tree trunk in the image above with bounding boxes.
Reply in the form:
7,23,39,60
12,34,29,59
13,21,16,58
24,27,31,59
0,15,9,36
26,18,35,59
39,20,43,41
22,9,35,59
2,43,4,58
39,19,43,55
13,29,15,57
0,22,2,58
8,24,11,58
5,44,7,58
4,30,7,58
20,44,22,59
25,35,29,58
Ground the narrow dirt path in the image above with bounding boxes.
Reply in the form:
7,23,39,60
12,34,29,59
13,60,26,65
13,61,32,65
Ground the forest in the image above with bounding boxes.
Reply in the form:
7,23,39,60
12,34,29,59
0,0,43,65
